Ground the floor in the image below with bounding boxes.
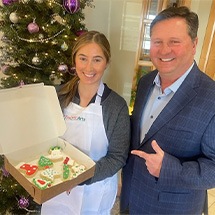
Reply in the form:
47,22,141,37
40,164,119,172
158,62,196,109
111,188,215,215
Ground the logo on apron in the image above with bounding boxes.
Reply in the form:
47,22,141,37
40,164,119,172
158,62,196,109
64,115,86,122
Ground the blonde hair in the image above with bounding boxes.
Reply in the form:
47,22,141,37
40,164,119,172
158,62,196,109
58,31,111,109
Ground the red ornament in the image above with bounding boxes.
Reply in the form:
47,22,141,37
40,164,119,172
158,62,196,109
27,21,39,34
63,0,80,14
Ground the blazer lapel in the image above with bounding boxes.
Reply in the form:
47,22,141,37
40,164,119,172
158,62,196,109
131,71,157,149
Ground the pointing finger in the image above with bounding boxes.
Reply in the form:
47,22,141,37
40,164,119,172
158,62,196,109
131,150,149,160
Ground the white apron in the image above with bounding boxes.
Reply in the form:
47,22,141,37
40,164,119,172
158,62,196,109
41,82,117,215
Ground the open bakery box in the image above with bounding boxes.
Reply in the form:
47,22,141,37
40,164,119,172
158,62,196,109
0,83,95,204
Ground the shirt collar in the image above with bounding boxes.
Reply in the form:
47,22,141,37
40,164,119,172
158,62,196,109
154,62,194,94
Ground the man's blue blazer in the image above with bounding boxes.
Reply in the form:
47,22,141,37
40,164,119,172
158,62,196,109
120,62,215,214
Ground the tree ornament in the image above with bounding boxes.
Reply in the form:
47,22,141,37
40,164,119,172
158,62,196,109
69,66,76,75
58,64,68,73
76,29,87,36
63,0,80,14
18,196,29,209
32,54,41,65
1,65,10,75
2,0,12,5
2,0,18,5
28,20,40,34
9,12,19,24
61,42,68,51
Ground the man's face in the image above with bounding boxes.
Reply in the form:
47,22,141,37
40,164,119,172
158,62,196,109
150,17,197,80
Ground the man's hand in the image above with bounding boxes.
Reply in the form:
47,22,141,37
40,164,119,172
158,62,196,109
131,140,164,177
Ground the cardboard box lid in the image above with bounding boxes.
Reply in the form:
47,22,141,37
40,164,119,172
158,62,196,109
0,83,66,155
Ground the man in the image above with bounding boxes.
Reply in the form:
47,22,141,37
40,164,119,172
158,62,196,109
120,6,215,215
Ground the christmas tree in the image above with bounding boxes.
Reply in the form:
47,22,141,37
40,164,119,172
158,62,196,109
0,0,94,88
0,0,94,214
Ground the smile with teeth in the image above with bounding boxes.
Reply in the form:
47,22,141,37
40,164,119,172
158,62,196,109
83,72,95,78
160,58,174,62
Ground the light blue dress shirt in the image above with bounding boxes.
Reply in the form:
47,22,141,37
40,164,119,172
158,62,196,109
140,64,194,143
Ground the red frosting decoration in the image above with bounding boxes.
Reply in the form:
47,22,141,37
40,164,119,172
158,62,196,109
20,164,38,176
38,179,45,185
63,157,69,164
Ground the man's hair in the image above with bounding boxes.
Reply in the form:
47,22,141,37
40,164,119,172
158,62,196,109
150,6,199,41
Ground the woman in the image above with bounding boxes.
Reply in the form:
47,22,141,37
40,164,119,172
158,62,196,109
41,31,130,215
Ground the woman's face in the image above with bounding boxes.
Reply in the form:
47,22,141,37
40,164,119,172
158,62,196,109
75,42,108,86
